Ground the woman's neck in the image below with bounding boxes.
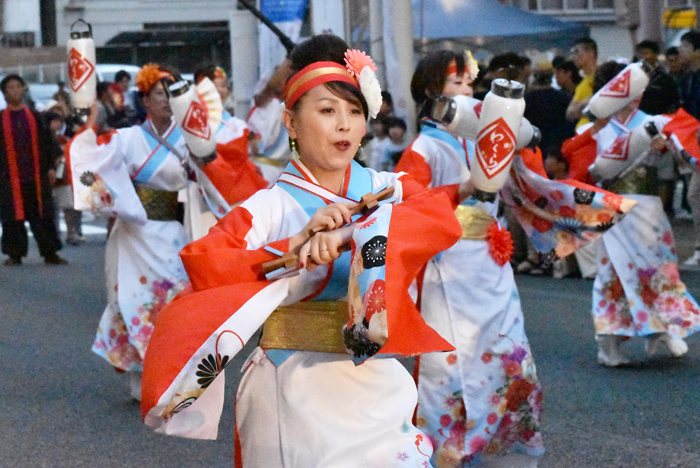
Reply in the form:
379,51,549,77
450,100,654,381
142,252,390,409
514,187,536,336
314,171,345,194
615,106,636,125
298,159,346,194
150,116,171,135
6,102,23,111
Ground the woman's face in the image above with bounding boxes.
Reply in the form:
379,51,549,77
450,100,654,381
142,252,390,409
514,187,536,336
283,84,366,179
443,72,473,98
214,77,229,102
143,81,173,121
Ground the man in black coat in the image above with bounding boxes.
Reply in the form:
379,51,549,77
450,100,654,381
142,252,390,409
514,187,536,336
0,74,66,265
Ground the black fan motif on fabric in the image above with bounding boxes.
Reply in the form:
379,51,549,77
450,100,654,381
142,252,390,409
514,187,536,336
361,235,387,269
196,353,230,388
79,171,96,187
573,188,595,205
343,320,381,359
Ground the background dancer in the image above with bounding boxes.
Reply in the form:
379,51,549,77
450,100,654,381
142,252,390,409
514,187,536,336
69,64,229,399
562,62,700,366
396,49,544,468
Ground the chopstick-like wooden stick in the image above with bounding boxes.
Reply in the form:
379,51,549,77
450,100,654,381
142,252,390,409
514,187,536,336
261,186,395,274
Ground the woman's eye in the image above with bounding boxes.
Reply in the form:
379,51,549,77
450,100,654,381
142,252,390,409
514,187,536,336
322,108,334,114
351,108,362,115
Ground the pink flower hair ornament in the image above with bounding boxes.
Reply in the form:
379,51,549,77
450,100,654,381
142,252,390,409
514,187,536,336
344,49,383,119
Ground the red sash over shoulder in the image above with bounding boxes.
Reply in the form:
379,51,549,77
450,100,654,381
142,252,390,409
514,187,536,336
2,106,42,220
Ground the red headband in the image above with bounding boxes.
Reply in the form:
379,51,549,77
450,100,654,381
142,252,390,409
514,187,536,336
447,59,458,77
283,61,359,109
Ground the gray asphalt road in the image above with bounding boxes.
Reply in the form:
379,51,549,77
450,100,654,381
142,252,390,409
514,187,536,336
1,230,699,468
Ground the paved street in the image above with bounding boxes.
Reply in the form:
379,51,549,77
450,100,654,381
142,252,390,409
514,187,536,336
1,223,699,468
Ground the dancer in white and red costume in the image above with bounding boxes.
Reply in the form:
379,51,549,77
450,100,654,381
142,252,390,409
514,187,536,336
69,64,253,399
141,36,476,467
397,52,634,467
562,61,700,366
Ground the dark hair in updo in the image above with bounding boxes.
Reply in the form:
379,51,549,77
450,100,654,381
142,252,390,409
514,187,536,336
593,61,626,93
288,34,369,117
411,50,466,120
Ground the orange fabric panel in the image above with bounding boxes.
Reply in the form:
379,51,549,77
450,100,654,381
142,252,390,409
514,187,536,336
379,191,461,356
518,147,548,179
140,280,270,419
662,108,700,160
202,132,268,207
560,129,597,184
180,205,289,290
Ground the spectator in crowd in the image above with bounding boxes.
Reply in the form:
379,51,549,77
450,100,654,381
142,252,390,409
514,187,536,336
525,61,576,154
636,40,680,116
474,52,524,99
95,82,116,133
52,80,72,116
554,59,582,99
678,31,700,119
43,109,83,246
666,46,685,78
108,70,136,127
378,90,394,118
380,116,407,171
566,37,598,129
367,114,389,171
0,75,66,265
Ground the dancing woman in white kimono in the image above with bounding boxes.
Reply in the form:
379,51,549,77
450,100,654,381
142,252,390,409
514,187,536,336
396,50,543,468
397,53,633,468
69,64,232,399
562,62,700,366
140,35,478,467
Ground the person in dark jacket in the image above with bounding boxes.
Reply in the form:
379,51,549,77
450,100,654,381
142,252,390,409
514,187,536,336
0,74,66,265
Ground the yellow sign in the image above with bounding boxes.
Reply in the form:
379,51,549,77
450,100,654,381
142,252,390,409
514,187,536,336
663,9,697,29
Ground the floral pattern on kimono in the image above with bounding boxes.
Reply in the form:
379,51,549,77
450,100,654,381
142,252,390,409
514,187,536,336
501,156,635,263
593,195,700,337
93,276,188,370
416,312,544,468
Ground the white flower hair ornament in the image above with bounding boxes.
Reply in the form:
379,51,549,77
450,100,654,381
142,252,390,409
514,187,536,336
344,50,383,119
465,50,479,81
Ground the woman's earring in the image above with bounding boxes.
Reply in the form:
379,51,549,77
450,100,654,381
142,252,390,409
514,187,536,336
355,142,367,165
290,138,300,159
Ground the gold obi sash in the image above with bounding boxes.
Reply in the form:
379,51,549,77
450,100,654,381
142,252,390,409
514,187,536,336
607,166,658,196
260,301,348,354
455,205,495,240
134,185,180,221
252,155,288,167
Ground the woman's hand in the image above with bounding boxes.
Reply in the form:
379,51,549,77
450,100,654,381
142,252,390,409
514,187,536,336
298,225,355,271
590,116,611,135
85,98,99,130
458,177,475,203
288,202,355,251
651,135,667,152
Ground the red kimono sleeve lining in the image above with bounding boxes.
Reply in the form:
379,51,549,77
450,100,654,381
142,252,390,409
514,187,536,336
396,146,460,209
181,206,289,291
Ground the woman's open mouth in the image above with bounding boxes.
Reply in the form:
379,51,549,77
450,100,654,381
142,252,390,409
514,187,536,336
334,140,351,151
